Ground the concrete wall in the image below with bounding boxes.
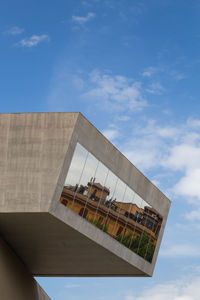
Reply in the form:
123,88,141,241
0,113,78,213
0,237,51,300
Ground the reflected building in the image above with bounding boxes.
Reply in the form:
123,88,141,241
0,112,170,298
60,143,163,263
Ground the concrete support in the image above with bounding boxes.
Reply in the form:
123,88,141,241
0,237,50,300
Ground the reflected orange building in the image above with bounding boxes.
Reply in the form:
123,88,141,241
60,182,163,247
87,179,110,202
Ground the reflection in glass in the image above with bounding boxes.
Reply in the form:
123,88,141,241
111,181,127,237
101,172,118,233
118,194,144,256
60,143,163,263
143,205,163,261
78,152,99,218
118,188,135,241
92,162,109,223
116,186,134,243
136,200,153,260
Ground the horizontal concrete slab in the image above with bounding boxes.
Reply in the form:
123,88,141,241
0,212,148,276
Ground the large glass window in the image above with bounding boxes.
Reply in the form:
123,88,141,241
59,143,163,263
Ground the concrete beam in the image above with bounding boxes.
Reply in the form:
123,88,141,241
0,237,50,300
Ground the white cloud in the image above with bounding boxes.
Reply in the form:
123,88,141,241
185,208,200,221
146,82,165,95
160,244,200,257
5,26,24,35
16,34,49,47
163,142,200,202
190,265,200,273
84,70,147,112
151,179,160,186
122,119,179,171
142,65,186,82
119,117,200,206
125,277,200,300
72,12,95,24
187,118,200,128
47,68,148,114
116,115,131,121
124,146,158,171
174,169,200,200
162,109,172,115
164,144,200,172
102,128,120,141
156,126,179,138
65,283,82,288
170,70,187,81
142,66,158,77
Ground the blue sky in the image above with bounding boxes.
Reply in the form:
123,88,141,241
1,0,200,299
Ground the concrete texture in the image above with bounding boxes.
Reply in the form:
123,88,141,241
0,112,171,277
0,213,146,276
0,237,51,300
0,112,78,213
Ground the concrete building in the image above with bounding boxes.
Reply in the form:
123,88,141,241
0,112,170,300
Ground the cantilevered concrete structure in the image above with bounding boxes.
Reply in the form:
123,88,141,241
0,112,170,299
